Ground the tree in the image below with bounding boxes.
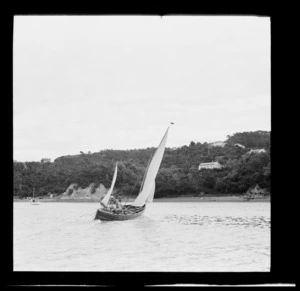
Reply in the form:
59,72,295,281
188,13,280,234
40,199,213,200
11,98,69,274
13,130,270,197
226,131,270,149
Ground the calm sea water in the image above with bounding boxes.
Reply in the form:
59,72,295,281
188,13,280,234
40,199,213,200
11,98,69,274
13,201,270,271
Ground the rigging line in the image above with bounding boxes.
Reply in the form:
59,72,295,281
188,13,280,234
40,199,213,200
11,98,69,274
125,177,139,204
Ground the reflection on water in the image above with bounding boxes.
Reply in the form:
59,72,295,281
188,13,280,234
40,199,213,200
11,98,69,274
14,201,270,272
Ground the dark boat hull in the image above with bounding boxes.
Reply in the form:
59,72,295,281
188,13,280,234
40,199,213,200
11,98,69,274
94,205,146,221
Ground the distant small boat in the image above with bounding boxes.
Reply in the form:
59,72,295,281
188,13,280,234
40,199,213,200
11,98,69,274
30,188,40,205
94,123,172,221
244,184,267,201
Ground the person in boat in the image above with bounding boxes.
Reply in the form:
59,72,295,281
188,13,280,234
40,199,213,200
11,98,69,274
110,196,117,204
116,197,122,208
108,196,121,213
108,203,116,212
106,196,123,214
106,196,117,212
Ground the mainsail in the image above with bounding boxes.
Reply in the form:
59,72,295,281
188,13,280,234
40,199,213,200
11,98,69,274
146,181,155,203
132,127,169,206
101,162,118,206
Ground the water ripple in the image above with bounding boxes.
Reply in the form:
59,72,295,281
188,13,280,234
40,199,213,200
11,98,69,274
164,214,270,228
14,202,270,271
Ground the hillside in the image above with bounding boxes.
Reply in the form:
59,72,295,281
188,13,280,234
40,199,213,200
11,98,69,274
13,130,271,198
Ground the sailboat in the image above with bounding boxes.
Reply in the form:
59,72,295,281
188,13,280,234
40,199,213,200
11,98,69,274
94,123,172,221
30,187,40,205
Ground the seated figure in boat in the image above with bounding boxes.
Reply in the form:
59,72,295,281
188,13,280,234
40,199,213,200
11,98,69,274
116,197,122,207
111,196,124,214
109,204,117,211
105,195,117,212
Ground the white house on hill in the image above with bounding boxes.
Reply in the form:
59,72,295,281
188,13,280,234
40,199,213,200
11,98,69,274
198,161,223,170
247,149,266,154
234,143,245,149
41,158,51,163
209,141,226,147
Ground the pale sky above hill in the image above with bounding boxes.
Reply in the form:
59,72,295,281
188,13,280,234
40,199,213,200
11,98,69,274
13,15,270,162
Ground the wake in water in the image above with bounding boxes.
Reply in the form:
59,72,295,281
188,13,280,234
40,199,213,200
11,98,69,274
164,214,270,229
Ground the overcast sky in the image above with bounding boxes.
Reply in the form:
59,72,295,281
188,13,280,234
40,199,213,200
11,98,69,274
13,15,270,162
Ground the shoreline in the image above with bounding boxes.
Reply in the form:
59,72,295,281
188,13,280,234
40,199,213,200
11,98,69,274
155,196,270,202
13,196,270,203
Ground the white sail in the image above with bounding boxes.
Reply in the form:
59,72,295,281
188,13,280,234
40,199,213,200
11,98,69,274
146,181,155,203
132,127,169,206
101,162,118,206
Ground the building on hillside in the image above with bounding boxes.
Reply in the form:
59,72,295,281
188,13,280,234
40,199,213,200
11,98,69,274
41,158,51,163
247,149,266,154
198,161,223,170
234,143,245,149
209,141,226,147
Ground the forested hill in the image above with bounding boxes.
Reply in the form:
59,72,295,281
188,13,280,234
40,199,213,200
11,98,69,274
13,130,270,198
